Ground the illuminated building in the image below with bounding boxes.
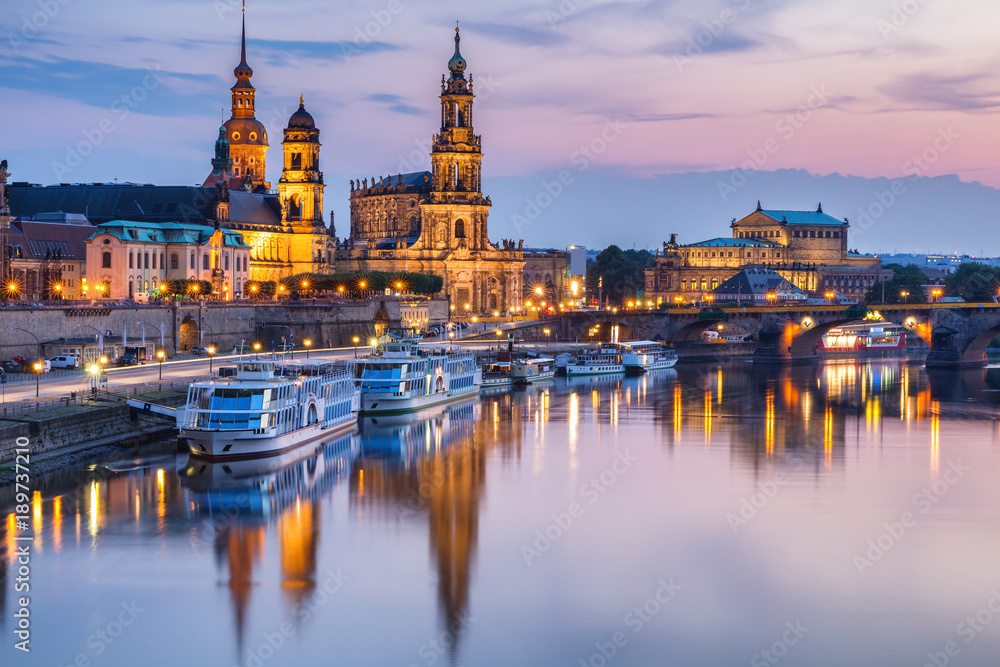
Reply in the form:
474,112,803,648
645,203,891,304
341,29,566,312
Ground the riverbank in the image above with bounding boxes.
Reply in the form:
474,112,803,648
0,389,184,476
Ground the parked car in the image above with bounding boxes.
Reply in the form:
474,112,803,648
2,359,24,373
48,355,80,369
118,352,139,366
190,346,209,356
27,359,51,373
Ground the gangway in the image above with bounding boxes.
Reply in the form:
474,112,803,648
127,398,180,424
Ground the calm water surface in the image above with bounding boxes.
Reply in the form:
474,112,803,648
4,359,1000,666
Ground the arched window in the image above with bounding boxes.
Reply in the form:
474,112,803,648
454,219,466,238
160,253,164,268
243,256,248,272
202,254,209,270
190,252,195,269
171,253,178,269
128,252,133,269
151,253,156,269
102,252,112,268
224,255,229,270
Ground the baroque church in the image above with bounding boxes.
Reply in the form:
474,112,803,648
337,28,553,313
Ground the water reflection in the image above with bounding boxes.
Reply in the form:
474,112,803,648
4,358,1000,665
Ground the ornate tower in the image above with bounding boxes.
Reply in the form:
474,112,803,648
223,6,269,192
279,96,329,274
424,27,491,251
202,125,237,188
0,159,10,291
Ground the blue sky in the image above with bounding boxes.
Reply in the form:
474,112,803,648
1,0,999,252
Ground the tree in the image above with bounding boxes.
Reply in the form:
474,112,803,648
944,263,1000,302
586,245,653,305
863,263,927,304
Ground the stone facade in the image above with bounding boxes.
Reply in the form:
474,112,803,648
338,29,565,314
645,203,890,304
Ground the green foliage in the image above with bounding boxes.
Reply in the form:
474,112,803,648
162,279,212,297
586,245,654,304
863,263,927,304
283,271,444,296
943,263,1000,303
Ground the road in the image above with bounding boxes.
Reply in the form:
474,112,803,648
0,337,587,405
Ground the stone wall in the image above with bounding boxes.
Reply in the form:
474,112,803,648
0,297,449,359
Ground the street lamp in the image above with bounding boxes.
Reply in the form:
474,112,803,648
825,291,835,305
9,326,41,359
304,339,312,359
931,288,942,303
353,336,360,358
33,361,41,397
900,291,910,304
253,342,261,360
207,346,216,374
156,349,165,379
766,293,777,306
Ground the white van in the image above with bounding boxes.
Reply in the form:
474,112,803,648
48,355,79,369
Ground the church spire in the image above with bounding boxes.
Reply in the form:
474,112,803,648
448,25,467,82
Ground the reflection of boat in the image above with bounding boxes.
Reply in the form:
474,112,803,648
564,373,624,389
358,399,479,463
178,431,358,515
620,341,678,373
179,359,361,460
818,323,907,355
347,333,482,414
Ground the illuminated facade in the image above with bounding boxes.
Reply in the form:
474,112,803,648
222,10,269,192
341,29,566,312
645,203,890,304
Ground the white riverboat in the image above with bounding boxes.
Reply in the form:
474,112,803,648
481,360,514,387
621,341,678,373
512,357,557,384
346,334,482,414
178,359,360,460
565,345,625,376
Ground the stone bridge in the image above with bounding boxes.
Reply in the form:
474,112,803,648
538,304,1000,368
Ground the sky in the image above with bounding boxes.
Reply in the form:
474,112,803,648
1,0,999,253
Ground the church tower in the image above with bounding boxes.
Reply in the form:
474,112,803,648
223,5,269,192
279,96,329,274
423,27,491,252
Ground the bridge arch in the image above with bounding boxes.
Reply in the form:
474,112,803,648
574,320,633,342
179,316,199,351
958,323,1000,365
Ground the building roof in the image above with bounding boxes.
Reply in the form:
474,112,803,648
685,237,780,248
7,183,283,228
759,209,846,226
713,268,806,296
89,220,248,248
9,218,95,260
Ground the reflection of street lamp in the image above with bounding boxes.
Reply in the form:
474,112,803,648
207,346,216,374
304,339,312,359
353,336,359,358
156,349,165,379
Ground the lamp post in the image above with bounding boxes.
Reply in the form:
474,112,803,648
207,346,216,374
156,349,165,379
33,361,41,397
931,288,942,303
304,339,312,359
353,336,359,358
767,292,777,307
76,323,105,363
900,291,909,304
825,291,835,305
9,326,41,359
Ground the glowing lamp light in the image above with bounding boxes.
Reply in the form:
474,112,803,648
156,351,164,360
99,356,108,365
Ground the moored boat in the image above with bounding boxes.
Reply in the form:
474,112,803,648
346,333,482,414
178,359,360,460
621,341,678,373
512,357,557,384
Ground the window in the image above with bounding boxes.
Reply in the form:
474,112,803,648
809,231,816,238
160,253,164,269
171,254,179,269
833,231,840,239
243,256,248,272
190,252,195,269
102,252,111,268
129,252,133,269
203,254,209,270
455,219,466,238
152,253,156,269
291,153,301,170
224,255,229,270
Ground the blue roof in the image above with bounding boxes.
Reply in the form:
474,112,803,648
760,210,846,226
685,237,780,248
89,220,247,247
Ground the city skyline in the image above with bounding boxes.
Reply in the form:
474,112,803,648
2,0,999,252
